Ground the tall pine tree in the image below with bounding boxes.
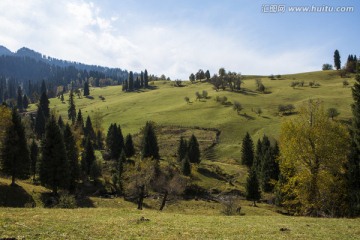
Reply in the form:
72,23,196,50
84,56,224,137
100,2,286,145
84,115,95,139
83,81,90,96
348,62,360,216
177,136,188,162
82,136,96,176
188,134,200,163
30,139,38,181
68,90,76,124
17,86,23,112
124,134,135,158
63,124,79,192
246,167,261,206
334,49,341,70
241,132,254,167
40,116,69,194
142,121,160,159
1,109,30,185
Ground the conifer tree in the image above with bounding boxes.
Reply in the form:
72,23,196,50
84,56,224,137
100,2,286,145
22,94,29,109
140,71,144,88
144,69,149,88
124,133,135,158
334,49,341,70
122,80,128,91
82,137,96,176
113,150,125,193
181,155,191,176
30,139,38,181
68,90,76,124
246,167,261,206
35,107,46,137
96,129,103,150
84,115,95,139
177,136,188,162
1,109,30,185
75,109,84,131
188,134,200,163
39,92,50,118
128,71,134,91
63,124,79,192
142,121,160,159
40,116,69,194
58,115,64,130
83,81,90,96
40,80,47,95
348,62,360,215
17,86,23,112
241,132,254,167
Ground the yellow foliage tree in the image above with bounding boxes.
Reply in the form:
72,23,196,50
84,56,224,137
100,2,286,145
278,100,350,216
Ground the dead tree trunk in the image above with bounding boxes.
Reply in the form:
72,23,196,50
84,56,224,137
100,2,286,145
137,185,145,210
159,190,168,211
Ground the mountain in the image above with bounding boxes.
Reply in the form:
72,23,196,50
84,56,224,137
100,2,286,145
0,46,13,56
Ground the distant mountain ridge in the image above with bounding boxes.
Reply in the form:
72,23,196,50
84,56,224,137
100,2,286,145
0,45,127,75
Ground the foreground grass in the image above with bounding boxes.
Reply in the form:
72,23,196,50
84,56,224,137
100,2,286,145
1,205,359,239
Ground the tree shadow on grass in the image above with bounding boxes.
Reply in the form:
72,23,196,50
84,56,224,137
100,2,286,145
0,183,35,207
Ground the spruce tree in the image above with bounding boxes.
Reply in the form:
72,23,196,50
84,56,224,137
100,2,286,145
144,69,149,88
96,129,103,150
1,109,30,185
68,90,76,124
181,155,191,176
177,136,188,162
188,134,200,163
58,115,64,130
39,92,50,118
128,71,134,91
83,81,90,96
348,62,360,215
23,94,29,109
142,121,160,159
124,133,135,158
82,136,96,176
41,80,47,95
64,124,79,192
75,109,84,131
35,107,46,138
334,49,341,70
17,86,23,112
30,140,38,181
113,150,125,193
140,71,144,88
40,116,69,194
84,115,95,139
241,132,254,167
246,167,261,206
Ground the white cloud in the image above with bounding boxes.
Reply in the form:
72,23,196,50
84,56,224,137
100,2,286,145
0,0,324,79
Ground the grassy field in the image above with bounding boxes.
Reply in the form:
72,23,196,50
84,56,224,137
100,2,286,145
1,203,360,239
29,70,354,163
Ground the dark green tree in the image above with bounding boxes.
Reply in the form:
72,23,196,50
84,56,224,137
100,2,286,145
189,73,195,82
75,109,84,131
40,116,69,194
205,70,211,80
39,92,50,118
246,167,261,206
30,139,38,181
96,129,104,150
181,155,191,176
113,150,125,193
17,86,23,112
124,134,135,158
128,71,134,91
241,132,254,167
144,69,149,88
0,109,30,186
83,81,90,96
177,136,188,162
22,94,29,109
68,90,76,124
348,63,360,215
35,106,46,137
141,121,160,159
40,80,47,95
106,123,124,159
82,136,96,176
122,80,128,91
63,124,79,192
84,115,95,139
334,49,341,70
58,115,64,130
188,134,200,164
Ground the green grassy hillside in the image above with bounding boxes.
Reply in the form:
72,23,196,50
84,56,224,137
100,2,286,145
30,70,353,164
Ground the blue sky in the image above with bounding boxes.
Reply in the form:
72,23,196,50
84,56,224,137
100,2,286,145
0,0,358,79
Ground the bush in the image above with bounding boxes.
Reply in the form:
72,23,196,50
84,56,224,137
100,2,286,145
343,80,349,87
202,90,208,99
184,97,190,103
322,63,333,70
221,197,242,216
57,192,77,209
278,104,295,115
